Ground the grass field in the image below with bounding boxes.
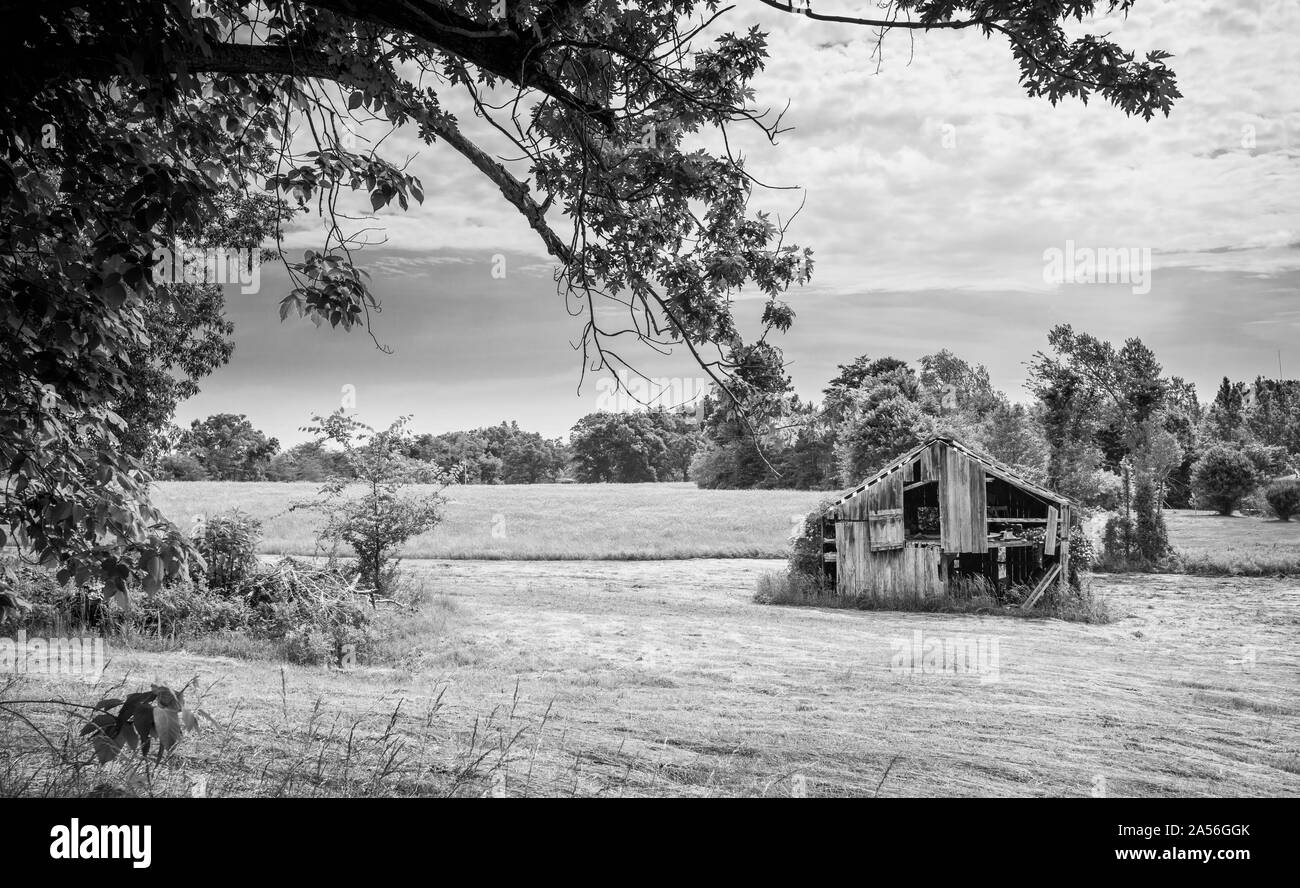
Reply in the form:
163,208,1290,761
151,481,831,560
4,561,1297,797
1160,511,1300,574
152,482,1300,570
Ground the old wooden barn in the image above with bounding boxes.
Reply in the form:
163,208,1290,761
823,436,1074,607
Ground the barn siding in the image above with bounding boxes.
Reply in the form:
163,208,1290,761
919,444,938,482
868,465,905,550
831,438,1067,600
835,510,871,596
852,544,944,603
939,446,988,553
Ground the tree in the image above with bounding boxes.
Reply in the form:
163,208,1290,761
1191,445,1261,516
1160,377,1202,508
175,414,280,481
918,349,1000,421
1265,480,1300,522
569,412,674,482
977,400,1049,482
157,452,208,481
267,441,352,482
823,355,913,423
834,364,925,484
295,413,450,597
1132,474,1169,563
116,189,289,464
1,1,1181,592
406,423,568,483
1205,377,1250,442
1245,378,1300,457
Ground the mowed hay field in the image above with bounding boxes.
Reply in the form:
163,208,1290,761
151,481,832,559
7,562,1297,797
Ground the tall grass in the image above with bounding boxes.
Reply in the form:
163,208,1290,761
0,678,616,798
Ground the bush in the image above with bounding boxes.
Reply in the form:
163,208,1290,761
754,570,824,605
2,561,109,632
788,501,832,584
1191,444,1261,516
1265,479,1300,521
156,452,207,480
240,559,377,665
283,626,335,666
129,578,254,637
295,413,449,598
195,511,262,594
1101,513,1133,561
1079,469,1124,511
1132,476,1169,563
1244,443,1294,478
1066,523,1096,589
5,551,379,667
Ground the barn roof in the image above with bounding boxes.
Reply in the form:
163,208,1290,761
828,435,1073,510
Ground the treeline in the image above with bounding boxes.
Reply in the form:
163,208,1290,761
154,412,698,484
157,417,570,484
691,325,1300,515
155,325,1300,505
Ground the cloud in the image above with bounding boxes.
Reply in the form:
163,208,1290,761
188,1,1300,442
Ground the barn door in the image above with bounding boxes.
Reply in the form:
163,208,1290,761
868,470,905,551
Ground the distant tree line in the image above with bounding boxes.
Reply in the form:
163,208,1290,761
154,411,700,485
158,417,569,484
689,324,1300,565
152,327,1299,515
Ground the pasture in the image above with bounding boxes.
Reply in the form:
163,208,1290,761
5,484,1297,797
150,481,831,560
4,560,1297,796
151,481,1300,571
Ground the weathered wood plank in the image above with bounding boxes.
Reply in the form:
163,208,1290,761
1058,505,1071,593
1022,563,1061,610
1044,505,1059,555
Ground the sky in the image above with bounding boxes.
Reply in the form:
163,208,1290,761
175,0,1300,445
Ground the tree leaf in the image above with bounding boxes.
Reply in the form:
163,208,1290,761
154,706,183,758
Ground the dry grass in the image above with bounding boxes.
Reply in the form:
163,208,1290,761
148,481,828,560
3,561,1296,797
756,569,1111,623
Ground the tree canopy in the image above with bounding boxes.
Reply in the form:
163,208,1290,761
0,1,1180,594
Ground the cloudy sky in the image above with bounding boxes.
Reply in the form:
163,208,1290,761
179,0,1300,444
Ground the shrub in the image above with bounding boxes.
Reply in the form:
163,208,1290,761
156,452,207,480
241,559,377,666
1066,523,1096,589
283,626,334,666
2,561,109,632
1081,469,1124,511
195,511,262,594
788,501,832,585
1101,513,1133,561
1132,476,1169,563
1244,443,1294,478
127,578,254,637
295,413,450,598
1265,479,1300,521
754,570,826,605
1191,444,1261,516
